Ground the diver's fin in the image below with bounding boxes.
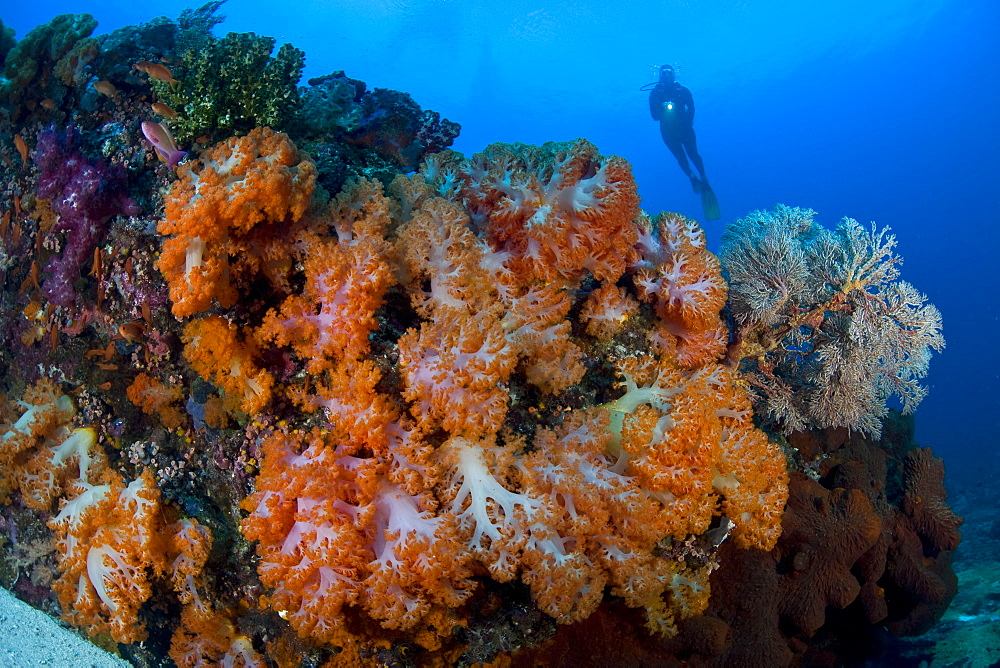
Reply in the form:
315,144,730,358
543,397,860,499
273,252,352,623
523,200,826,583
700,183,720,221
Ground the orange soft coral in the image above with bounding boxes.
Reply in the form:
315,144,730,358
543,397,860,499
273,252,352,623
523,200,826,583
157,127,317,317
48,468,168,643
0,378,76,504
398,308,517,438
517,409,672,627
502,282,586,393
239,427,473,643
465,139,641,285
168,518,213,618
15,426,107,512
607,356,719,539
257,181,395,371
605,355,788,551
711,370,789,551
580,282,640,340
396,195,513,316
183,316,274,415
634,212,728,367
294,359,399,453
0,379,109,512
228,141,796,653
127,372,185,430
170,604,263,668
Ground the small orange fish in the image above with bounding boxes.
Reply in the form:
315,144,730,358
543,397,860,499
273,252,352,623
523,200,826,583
135,61,179,90
86,342,115,362
119,321,145,342
14,135,28,166
94,80,119,98
151,102,178,119
91,247,102,278
194,133,212,144
40,99,56,110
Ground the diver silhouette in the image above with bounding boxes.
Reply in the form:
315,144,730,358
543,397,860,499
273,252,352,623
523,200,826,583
644,64,720,220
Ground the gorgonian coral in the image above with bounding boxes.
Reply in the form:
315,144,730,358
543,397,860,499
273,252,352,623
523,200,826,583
720,204,944,436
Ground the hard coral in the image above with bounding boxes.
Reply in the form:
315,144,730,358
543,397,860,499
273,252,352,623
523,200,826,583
901,447,962,553
0,13,97,112
348,87,461,171
149,31,305,144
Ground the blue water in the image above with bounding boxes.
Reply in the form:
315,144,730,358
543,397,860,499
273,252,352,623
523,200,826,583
6,0,998,481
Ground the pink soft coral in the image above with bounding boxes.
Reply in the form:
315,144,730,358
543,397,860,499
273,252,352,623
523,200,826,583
239,427,473,642
257,180,395,371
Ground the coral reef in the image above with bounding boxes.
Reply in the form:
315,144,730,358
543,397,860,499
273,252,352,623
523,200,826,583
0,8,956,668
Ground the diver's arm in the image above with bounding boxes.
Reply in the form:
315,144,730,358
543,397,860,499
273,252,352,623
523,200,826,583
681,86,695,123
648,87,664,120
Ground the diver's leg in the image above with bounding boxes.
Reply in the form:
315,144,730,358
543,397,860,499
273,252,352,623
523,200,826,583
682,131,707,182
660,125,701,192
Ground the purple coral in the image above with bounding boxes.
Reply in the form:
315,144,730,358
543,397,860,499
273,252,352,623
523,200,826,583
35,125,139,308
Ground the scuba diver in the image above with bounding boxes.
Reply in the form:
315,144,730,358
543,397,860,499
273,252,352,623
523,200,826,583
642,64,720,220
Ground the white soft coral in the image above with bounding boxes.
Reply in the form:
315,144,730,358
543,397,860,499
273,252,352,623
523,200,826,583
439,436,539,580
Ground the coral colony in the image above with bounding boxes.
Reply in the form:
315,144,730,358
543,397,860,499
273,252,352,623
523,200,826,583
0,4,959,667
